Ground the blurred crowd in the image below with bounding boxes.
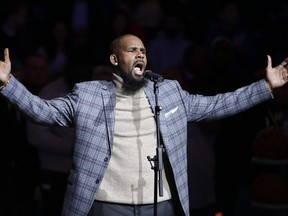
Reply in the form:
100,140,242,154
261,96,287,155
1,0,288,216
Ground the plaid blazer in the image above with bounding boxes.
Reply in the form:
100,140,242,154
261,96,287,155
1,76,272,216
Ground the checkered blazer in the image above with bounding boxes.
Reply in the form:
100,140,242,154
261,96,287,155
2,76,272,216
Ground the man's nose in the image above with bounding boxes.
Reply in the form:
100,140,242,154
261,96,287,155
136,51,144,59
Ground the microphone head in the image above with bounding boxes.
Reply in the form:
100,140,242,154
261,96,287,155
144,70,152,76
144,70,164,83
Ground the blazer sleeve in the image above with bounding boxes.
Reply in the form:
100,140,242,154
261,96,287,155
0,75,77,127
181,79,273,121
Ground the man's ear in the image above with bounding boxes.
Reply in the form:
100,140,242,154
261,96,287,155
110,54,118,66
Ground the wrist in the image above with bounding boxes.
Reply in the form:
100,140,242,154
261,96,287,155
265,80,273,92
0,74,11,91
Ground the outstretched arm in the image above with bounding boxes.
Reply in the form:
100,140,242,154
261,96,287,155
0,48,76,126
0,48,11,90
266,55,288,90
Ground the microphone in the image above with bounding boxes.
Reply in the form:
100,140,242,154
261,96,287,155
144,70,164,83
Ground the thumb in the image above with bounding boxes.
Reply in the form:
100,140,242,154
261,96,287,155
4,48,10,63
267,55,272,70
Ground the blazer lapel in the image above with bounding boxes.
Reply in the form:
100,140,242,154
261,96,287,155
101,83,116,151
145,83,169,148
144,83,156,113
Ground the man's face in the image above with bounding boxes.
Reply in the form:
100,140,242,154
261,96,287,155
117,35,147,78
113,35,148,93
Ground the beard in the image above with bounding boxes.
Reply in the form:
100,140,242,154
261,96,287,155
120,70,147,95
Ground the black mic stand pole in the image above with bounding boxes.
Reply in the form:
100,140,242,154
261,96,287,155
147,79,164,216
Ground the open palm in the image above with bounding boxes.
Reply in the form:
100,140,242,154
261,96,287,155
0,48,11,83
266,55,288,89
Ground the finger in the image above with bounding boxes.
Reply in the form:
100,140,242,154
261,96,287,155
267,55,272,69
4,48,10,63
280,57,288,69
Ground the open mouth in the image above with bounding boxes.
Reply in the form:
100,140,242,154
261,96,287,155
133,61,144,76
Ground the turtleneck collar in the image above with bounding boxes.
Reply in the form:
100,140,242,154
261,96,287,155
112,73,145,96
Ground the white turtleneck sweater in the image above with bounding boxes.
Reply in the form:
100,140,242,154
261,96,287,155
95,73,171,204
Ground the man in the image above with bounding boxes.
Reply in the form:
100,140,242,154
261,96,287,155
0,34,288,216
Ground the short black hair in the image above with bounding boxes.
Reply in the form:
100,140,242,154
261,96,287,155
109,34,136,55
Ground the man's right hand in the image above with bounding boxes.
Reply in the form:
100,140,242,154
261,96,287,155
0,48,11,85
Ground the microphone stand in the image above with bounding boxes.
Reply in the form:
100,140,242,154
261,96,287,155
147,78,164,216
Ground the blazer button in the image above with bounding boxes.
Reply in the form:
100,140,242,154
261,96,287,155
95,179,100,184
104,157,108,162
